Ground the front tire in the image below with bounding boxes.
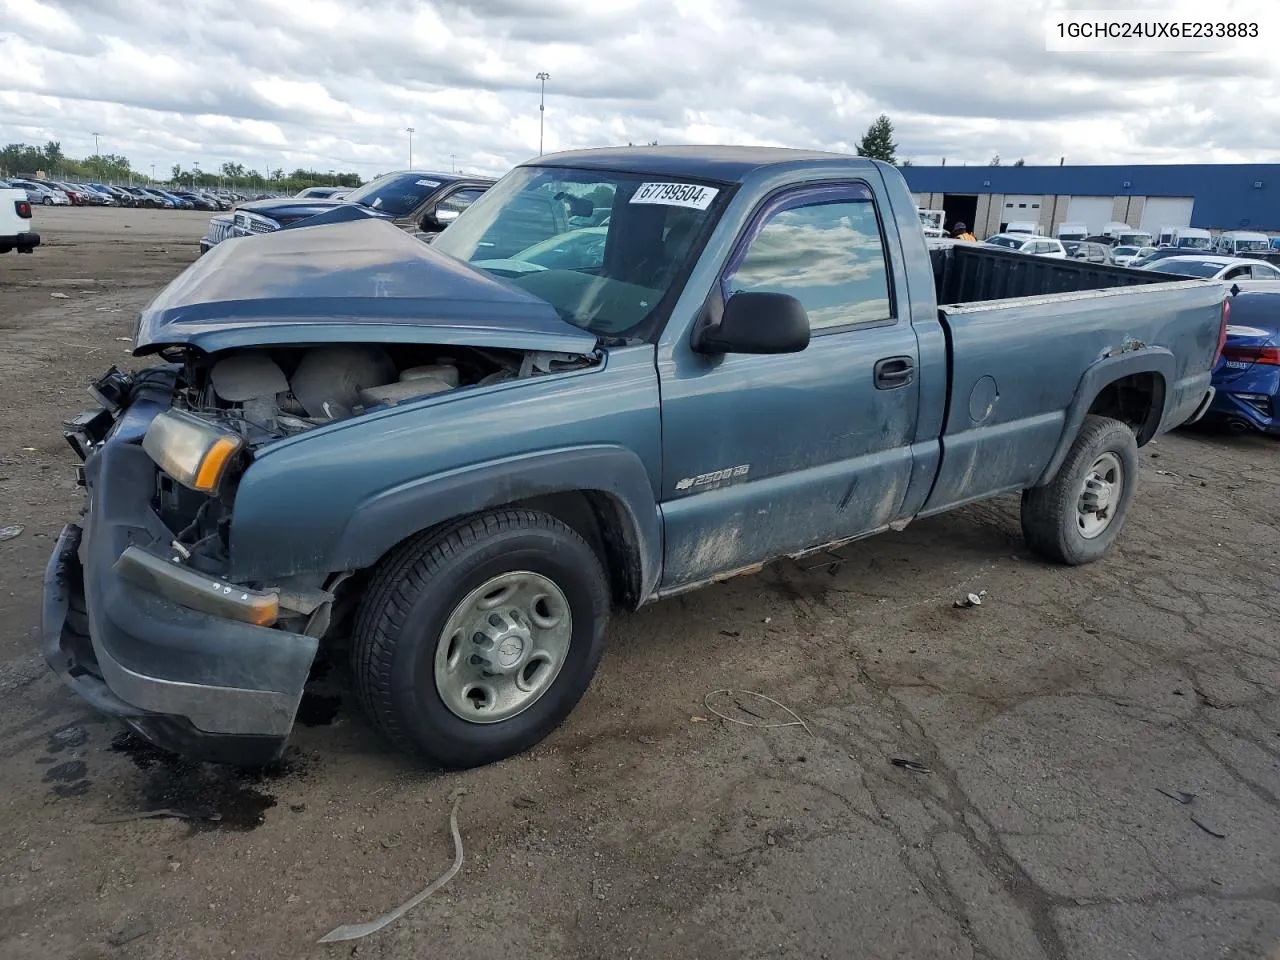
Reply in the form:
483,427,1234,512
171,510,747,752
1021,415,1138,565
42,196,53,205
351,509,610,769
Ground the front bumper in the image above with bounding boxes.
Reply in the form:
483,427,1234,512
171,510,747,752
42,437,319,766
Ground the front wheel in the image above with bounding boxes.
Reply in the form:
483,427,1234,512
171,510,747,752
351,509,610,769
42,196,53,205
1021,415,1139,565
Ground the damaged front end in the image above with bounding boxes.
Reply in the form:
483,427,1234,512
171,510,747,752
46,338,596,765
43,218,604,763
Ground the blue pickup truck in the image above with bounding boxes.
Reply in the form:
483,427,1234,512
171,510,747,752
44,146,1227,769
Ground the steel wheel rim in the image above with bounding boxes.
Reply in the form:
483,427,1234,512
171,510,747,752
433,570,573,724
1077,452,1123,539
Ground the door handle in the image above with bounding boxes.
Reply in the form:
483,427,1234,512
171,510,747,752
874,356,915,390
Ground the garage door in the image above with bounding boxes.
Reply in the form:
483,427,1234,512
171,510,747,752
1000,195,1043,219
1065,197,1114,235
1140,197,1194,235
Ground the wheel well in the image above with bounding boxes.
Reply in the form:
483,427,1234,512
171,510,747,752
1087,372,1165,445
507,491,645,609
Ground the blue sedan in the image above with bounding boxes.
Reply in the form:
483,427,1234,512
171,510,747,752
1207,286,1280,435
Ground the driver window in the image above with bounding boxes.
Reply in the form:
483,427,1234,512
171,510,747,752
724,190,893,332
435,187,486,218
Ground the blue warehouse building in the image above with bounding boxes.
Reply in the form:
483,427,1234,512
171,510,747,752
899,164,1280,240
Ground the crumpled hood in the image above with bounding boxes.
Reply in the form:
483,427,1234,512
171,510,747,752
134,218,598,356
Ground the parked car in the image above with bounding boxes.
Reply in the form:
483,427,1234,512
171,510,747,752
48,181,89,205
172,191,219,211
1142,256,1280,281
46,147,1227,770
11,179,70,206
81,183,119,206
1112,245,1157,267
198,170,494,253
1063,240,1113,264
295,186,349,199
984,233,1067,257
1130,248,1200,269
0,183,39,254
140,188,179,208
1204,284,1280,435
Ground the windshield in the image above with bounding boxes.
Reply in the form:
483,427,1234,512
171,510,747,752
432,166,725,336
1113,246,1138,256
1234,238,1270,252
343,172,444,216
1117,234,1150,246
1176,236,1213,250
1147,260,1223,277
985,235,1025,249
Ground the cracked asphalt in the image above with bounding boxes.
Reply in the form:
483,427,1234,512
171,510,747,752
1,208,1278,959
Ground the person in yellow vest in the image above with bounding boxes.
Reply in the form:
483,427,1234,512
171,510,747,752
952,222,975,241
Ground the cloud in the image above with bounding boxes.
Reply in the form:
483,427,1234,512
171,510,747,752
0,0,1277,181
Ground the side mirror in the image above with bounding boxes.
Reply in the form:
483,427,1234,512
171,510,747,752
694,291,811,355
422,205,461,233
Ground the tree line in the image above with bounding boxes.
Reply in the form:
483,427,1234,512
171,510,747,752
0,141,365,193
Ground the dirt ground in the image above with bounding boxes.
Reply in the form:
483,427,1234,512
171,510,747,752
1,207,1278,960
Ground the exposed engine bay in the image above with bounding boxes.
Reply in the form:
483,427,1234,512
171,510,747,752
165,342,596,447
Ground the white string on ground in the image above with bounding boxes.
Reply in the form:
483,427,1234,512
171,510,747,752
703,689,812,736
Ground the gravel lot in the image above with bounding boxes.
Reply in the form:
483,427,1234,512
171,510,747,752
2,207,1278,960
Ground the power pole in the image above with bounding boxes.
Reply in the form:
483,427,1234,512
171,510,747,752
406,127,415,168
536,72,550,155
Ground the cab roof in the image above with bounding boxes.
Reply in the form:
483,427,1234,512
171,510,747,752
530,145,870,184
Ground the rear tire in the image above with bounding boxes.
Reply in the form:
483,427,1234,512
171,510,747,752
351,509,610,769
1021,415,1138,565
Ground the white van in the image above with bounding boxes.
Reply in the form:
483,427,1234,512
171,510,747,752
1056,222,1088,242
1115,229,1153,248
1156,225,1180,247
1004,220,1041,235
1214,231,1270,256
1172,227,1213,251
1102,222,1131,240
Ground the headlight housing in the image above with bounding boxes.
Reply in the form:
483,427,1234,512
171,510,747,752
142,409,244,494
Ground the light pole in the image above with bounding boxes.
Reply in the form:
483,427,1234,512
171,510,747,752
450,153,456,173
536,72,549,156
150,162,156,182
92,132,101,177
406,127,415,167
329,169,335,186
192,162,200,188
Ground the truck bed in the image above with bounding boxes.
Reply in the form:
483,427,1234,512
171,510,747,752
916,243,1225,519
930,241,1173,305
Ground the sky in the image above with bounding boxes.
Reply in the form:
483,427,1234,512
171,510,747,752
1,0,1277,182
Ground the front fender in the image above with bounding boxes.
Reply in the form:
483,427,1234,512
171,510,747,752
330,444,662,598
1034,347,1174,487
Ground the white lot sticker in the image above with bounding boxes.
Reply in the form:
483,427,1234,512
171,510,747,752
630,182,719,210
416,179,441,188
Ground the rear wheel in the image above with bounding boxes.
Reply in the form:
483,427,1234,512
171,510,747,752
1021,415,1138,565
351,510,610,769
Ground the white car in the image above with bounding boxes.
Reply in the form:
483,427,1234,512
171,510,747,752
1111,245,1157,267
983,233,1067,258
1141,255,1280,281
